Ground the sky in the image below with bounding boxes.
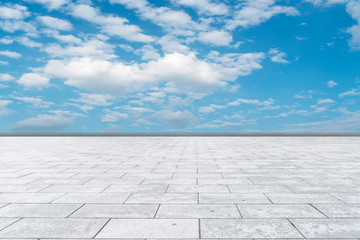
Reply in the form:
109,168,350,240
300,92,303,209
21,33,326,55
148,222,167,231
0,0,360,133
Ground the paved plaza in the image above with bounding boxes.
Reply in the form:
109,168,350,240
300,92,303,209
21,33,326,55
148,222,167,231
0,136,360,239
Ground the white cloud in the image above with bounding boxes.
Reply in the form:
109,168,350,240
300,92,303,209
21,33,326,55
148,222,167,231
0,50,21,58
12,96,54,108
38,16,73,31
317,98,335,104
15,114,73,131
72,93,113,106
17,73,49,88
0,99,12,116
197,30,233,46
102,109,128,122
110,0,201,36
346,0,360,50
228,98,275,106
0,20,37,34
134,45,160,61
227,0,300,29
0,4,30,19
44,39,115,59
304,0,348,5
157,35,190,54
25,0,69,10
70,4,154,42
0,36,13,44
44,52,264,96
199,106,215,114
174,0,229,15
327,80,338,88
339,88,360,97
268,48,289,64
0,73,15,81
160,110,197,129
16,36,42,48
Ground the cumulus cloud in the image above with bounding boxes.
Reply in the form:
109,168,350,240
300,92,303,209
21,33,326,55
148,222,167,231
304,0,348,5
160,110,197,129
227,0,300,29
24,0,69,10
197,30,233,46
199,106,215,114
110,0,201,36
0,99,12,116
228,98,275,106
346,0,360,50
0,50,21,58
12,96,54,108
38,16,73,31
70,4,154,42
0,4,30,19
44,38,115,59
0,73,15,81
327,80,338,88
268,48,289,64
72,93,113,106
17,73,49,88
15,114,73,131
174,0,229,16
44,52,264,96
101,110,128,122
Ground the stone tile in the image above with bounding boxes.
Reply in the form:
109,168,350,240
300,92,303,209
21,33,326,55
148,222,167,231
266,194,341,203
198,178,253,185
104,184,168,193
0,218,19,230
0,218,108,238
40,185,108,193
0,193,64,203
126,193,198,203
167,184,230,193
228,185,292,194
156,204,241,218
0,185,50,193
70,204,158,218
53,193,130,204
200,194,271,204
291,219,360,238
200,219,303,238
332,193,360,203
314,204,360,218
238,204,325,218
96,219,199,238
0,204,81,218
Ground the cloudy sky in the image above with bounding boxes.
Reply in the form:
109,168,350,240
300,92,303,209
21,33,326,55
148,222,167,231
0,0,360,132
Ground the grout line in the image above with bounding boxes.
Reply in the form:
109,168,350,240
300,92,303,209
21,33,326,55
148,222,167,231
66,203,85,218
309,203,329,218
153,204,161,218
93,218,111,238
235,204,243,218
287,218,306,239
0,217,22,232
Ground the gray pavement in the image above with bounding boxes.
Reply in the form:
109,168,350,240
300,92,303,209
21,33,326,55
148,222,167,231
0,136,360,239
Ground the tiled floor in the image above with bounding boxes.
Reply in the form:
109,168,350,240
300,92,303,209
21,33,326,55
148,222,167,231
0,136,360,239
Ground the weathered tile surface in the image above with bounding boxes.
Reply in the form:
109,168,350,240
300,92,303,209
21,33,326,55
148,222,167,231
0,136,360,238
0,218,108,238
96,219,199,238
200,219,303,238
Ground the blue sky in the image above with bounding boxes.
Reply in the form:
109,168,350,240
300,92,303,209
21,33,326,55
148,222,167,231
0,0,360,132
